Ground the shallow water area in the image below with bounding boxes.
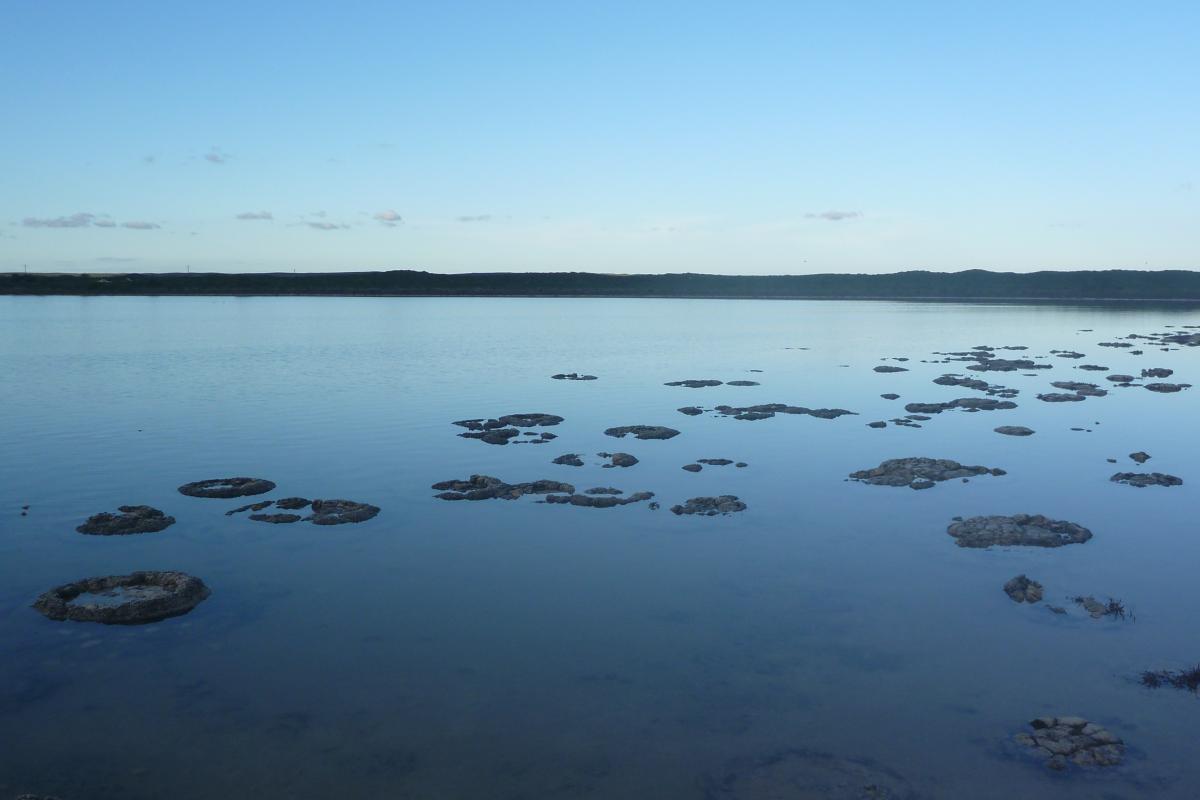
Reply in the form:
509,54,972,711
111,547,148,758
2,295,1199,799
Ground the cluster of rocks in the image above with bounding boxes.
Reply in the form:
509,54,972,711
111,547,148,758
664,379,759,387
1110,472,1182,488
903,397,1016,414
544,491,654,508
711,403,856,421
849,457,1005,490
604,425,680,440
76,505,175,535
1072,595,1128,619
670,496,746,515
1003,575,1044,603
681,458,747,472
947,514,1093,548
224,495,378,524
677,406,704,416
178,476,275,498
1039,381,1108,401
432,475,574,501
551,372,597,381
1013,716,1124,771
933,374,1018,397
32,571,211,625
968,357,1051,373
454,413,563,445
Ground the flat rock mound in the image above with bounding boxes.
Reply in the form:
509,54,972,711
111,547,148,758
33,571,211,624
454,413,564,445
433,475,575,501
904,398,1016,414
947,514,1092,548
604,425,680,440
677,406,704,416
1110,472,1182,488
665,379,723,388
707,748,917,800
713,403,856,421
671,496,746,516
1145,382,1191,393
551,372,597,381
307,499,380,524
1013,716,1124,771
77,505,175,535
873,365,908,373
544,491,654,508
1004,575,1044,603
178,477,276,498
995,426,1035,436
849,457,1005,490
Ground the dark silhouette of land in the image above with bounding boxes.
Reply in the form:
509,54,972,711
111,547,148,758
3,269,1200,301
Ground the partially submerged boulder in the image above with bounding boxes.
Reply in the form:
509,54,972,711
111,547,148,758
1110,472,1182,488
552,453,584,467
712,403,856,421
76,505,174,535
665,379,723,388
994,426,1035,436
1004,575,1044,603
598,452,638,468
671,496,746,516
1129,451,1151,464
904,398,1016,414
1145,382,1191,393
178,477,275,498
307,499,380,525
33,571,211,624
849,457,1005,490
544,491,654,508
604,425,680,440
1049,381,1107,397
1013,717,1124,771
677,406,704,416
551,372,597,381
947,514,1092,548
1141,367,1173,378
873,365,908,373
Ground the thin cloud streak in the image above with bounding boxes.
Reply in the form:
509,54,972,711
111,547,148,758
805,210,862,221
236,211,273,220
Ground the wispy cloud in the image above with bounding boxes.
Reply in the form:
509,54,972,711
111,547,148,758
456,214,492,223
96,256,139,263
23,212,97,228
306,221,349,230
122,221,161,230
204,147,230,165
374,209,402,227
236,211,273,220
143,155,156,165
93,219,116,228
805,210,862,221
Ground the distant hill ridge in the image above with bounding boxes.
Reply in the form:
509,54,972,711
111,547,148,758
3,268,1200,300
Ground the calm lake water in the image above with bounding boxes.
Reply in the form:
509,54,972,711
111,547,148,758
2,295,1198,799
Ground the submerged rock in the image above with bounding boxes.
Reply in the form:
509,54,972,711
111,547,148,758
849,457,1005,490
1129,451,1151,464
1037,392,1086,403
881,393,900,400
994,426,1035,436
1106,374,1136,383
1077,364,1108,371
1072,595,1128,619
1050,381,1107,397
307,499,380,524
1013,717,1124,771
1004,575,1044,603
726,380,760,386
551,372,597,381
947,514,1092,549
433,475,575,501
1141,367,1173,378
553,453,584,467
454,413,564,444
968,358,1051,372
33,571,211,624
1110,472,1182,488
275,497,311,510
1140,666,1200,692
867,420,887,429
604,425,680,440
178,477,276,499
698,458,734,466
671,496,746,516
682,463,702,472
249,513,302,524
598,452,638,468
933,374,1017,397
706,749,916,800
77,505,175,535
226,500,273,515
585,487,622,495
873,365,908,373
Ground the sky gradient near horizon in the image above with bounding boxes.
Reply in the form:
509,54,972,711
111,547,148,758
2,1,1197,275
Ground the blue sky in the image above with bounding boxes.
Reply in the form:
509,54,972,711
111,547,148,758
2,1,1196,274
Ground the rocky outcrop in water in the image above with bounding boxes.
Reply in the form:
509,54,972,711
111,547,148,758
1013,717,1124,771
544,491,654,508
553,453,584,467
873,365,908,373
665,379,723,388
849,457,1005,490
1145,382,1191,393
1110,472,1182,488
598,452,638,468
433,475,575,501
1004,575,1043,603
1141,367,1173,378
904,398,1017,414
551,373,597,381
677,406,704,416
1049,381,1107,397
968,358,1051,372
670,496,746,515
604,425,680,440
455,413,564,445
933,374,1018,397
994,426,1035,436
1129,451,1151,464
178,477,276,498
1106,374,1136,383
1036,392,1086,402
712,403,856,421
308,499,381,524
682,463,702,472
947,514,1092,548
32,571,211,624
250,513,303,524
76,505,175,535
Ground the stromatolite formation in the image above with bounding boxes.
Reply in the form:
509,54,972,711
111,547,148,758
604,425,680,440
994,426,1035,436
947,515,1092,548
1004,575,1043,603
1110,472,1182,488
433,475,575,501
32,571,211,624
178,477,276,498
671,496,746,516
849,457,1005,490
1013,716,1124,771
307,499,380,524
76,505,175,535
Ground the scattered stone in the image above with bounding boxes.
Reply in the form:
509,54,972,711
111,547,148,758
551,373,597,381
712,403,856,421
873,365,908,373
1141,367,1173,378
1013,717,1124,771
433,475,575,501
1105,374,1136,383
880,393,900,400
736,462,747,468
76,505,175,535
1050,381,1107,397
32,571,211,624
995,426,1035,436
1129,451,1151,464
599,452,638,468
1004,575,1044,603
249,513,302,524
904,398,1016,414
698,458,734,466
726,380,760,386
1145,382,1191,393
226,500,273,515
682,463,702,472
867,421,887,428
1110,472,1182,488
1099,341,1133,348
671,496,746,516
677,406,704,416
553,453,584,467
307,499,380,524
178,477,276,499
1072,595,1127,619
544,491,654,508
454,414,563,444
849,457,1005,490
665,379,723,388
604,425,680,440
947,514,1092,549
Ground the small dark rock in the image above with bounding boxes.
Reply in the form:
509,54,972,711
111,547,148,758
77,505,175,535
179,477,276,499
